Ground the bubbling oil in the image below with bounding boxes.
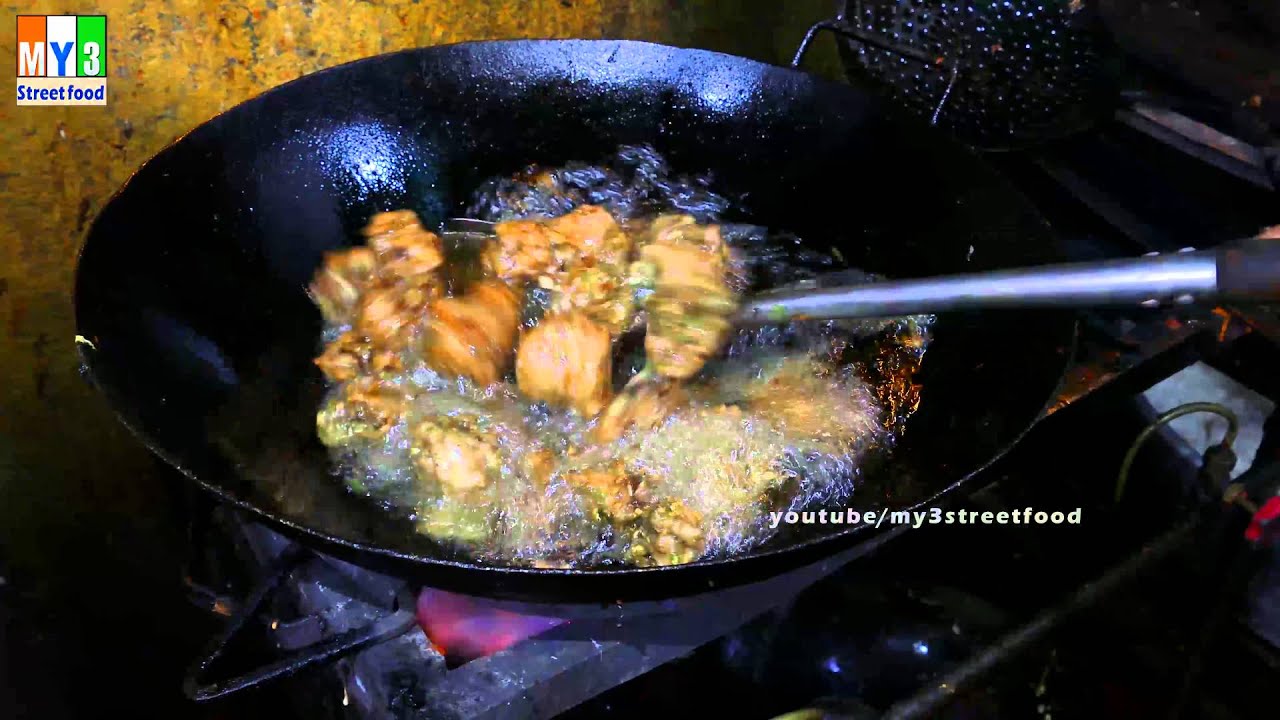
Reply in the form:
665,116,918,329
322,145,934,568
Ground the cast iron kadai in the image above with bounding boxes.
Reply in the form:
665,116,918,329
73,39,1079,603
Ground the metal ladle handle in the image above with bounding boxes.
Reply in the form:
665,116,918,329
737,238,1280,325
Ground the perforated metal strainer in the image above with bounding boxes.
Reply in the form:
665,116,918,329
794,0,1106,149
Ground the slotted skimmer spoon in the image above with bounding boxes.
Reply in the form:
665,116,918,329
440,218,1280,323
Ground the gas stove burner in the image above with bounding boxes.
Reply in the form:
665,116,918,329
181,506,887,718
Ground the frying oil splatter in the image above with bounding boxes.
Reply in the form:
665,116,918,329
319,146,933,568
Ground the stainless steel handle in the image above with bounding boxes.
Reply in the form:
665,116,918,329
737,248,1223,324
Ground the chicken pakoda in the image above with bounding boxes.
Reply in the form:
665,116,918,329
485,205,638,334
630,214,741,380
315,377,407,447
561,459,650,524
410,414,503,499
516,310,613,417
309,246,378,327
310,210,448,375
481,217,558,282
626,499,706,567
364,209,447,279
418,279,522,386
307,193,921,572
591,375,688,444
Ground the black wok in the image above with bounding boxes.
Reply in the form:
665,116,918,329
73,40,1077,603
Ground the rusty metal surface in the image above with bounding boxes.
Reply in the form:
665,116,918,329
1045,305,1262,418
1096,0,1280,131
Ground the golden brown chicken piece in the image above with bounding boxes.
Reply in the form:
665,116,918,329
353,284,421,351
639,214,751,293
309,247,378,326
315,331,371,382
313,317,407,379
562,460,650,524
483,218,560,282
637,215,729,279
515,311,613,418
631,215,741,380
522,448,558,490
626,498,706,567
642,289,736,380
591,376,689,444
363,210,446,280
311,211,445,388
315,378,406,447
419,279,522,386
544,207,636,334
545,205,633,270
410,414,502,499
542,266,638,336
484,206,638,334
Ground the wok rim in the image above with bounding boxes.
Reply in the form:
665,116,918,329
73,38,1082,587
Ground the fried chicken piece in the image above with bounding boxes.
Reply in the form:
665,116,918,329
522,448,558,489
643,287,737,380
640,213,751,293
316,313,415,382
637,214,730,279
311,211,445,383
515,311,613,417
352,278,445,360
541,265,638,336
310,211,443,329
315,378,406,447
626,499,706,567
309,246,378,326
354,283,421,351
591,376,689,444
420,280,522,386
363,210,446,280
483,218,559,282
484,206,639,334
315,331,370,382
410,414,502,499
562,460,651,524
630,215,741,380
546,205,633,270
542,207,637,333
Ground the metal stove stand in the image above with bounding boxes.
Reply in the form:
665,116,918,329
179,497,899,719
